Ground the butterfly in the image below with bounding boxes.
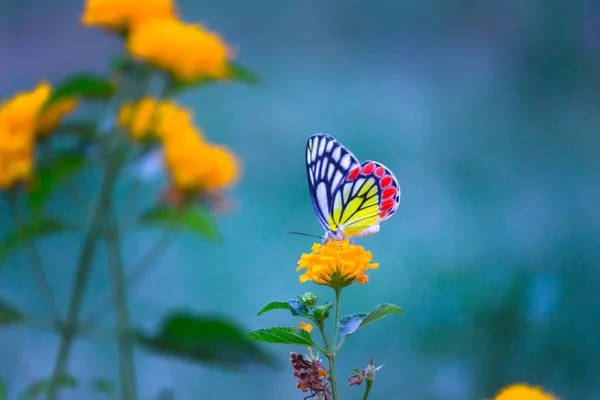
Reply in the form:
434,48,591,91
305,133,401,242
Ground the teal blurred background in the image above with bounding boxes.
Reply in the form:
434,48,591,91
1,0,600,399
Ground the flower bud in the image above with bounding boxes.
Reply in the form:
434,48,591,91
299,292,318,308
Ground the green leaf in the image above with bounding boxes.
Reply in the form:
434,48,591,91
0,380,7,400
137,313,276,369
246,326,316,347
257,301,291,316
27,153,87,212
139,207,220,242
18,374,77,400
0,218,71,264
90,379,116,399
43,73,114,111
256,299,311,317
0,298,23,326
338,303,404,341
288,299,310,316
227,63,260,85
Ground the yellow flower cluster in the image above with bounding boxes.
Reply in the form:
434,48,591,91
297,238,379,289
82,0,233,82
81,0,176,31
494,384,559,400
118,97,239,192
0,82,76,189
127,19,233,82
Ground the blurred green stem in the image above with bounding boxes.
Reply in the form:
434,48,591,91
82,227,174,328
47,161,118,400
105,202,137,400
362,380,373,400
6,192,60,327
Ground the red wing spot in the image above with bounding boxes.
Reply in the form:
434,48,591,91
347,167,360,181
383,187,397,199
374,167,385,177
380,175,393,188
380,199,395,212
361,162,375,175
379,211,389,219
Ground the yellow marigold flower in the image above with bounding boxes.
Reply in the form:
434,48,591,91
299,322,313,333
163,128,239,192
127,18,233,81
494,383,559,400
118,97,195,140
81,0,177,31
0,82,76,188
296,238,379,289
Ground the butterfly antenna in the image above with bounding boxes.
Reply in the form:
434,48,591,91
287,231,323,239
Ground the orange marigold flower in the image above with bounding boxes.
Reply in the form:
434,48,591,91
81,0,177,31
118,97,195,140
297,238,379,289
0,82,76,188
495,383,559,400
127,18,233,82
299,322,313,333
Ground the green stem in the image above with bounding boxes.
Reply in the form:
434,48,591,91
47,162,118,400
362,380,373,400
331,288,343,400
333,288,341,346
82,228,174,328
105,203,137,400
6,192,60,326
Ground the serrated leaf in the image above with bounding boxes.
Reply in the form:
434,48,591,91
137,313,276,369
227,63,260,85
27,153,87,212
0,298,23,326
246,326,316,347
43,73,114,111
18,374,77,400
288,299,311,316
338,313,368,339
139,207,220,242
338,304,404,341
0,218,71,264
257,301,291,316
90,378,116,399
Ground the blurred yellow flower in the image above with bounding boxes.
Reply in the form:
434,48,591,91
299,322,313,333
118,97,195,140
0,82,76,188
119,97,239,193
127,18,233,81
297,238,379,289
81,0,177,31
494,384,558,400
163,129,239,192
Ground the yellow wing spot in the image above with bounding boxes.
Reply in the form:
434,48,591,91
342,214,378,236
367,185,377,199
329,191,343,231
341,197,362,224
358,178,375,196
